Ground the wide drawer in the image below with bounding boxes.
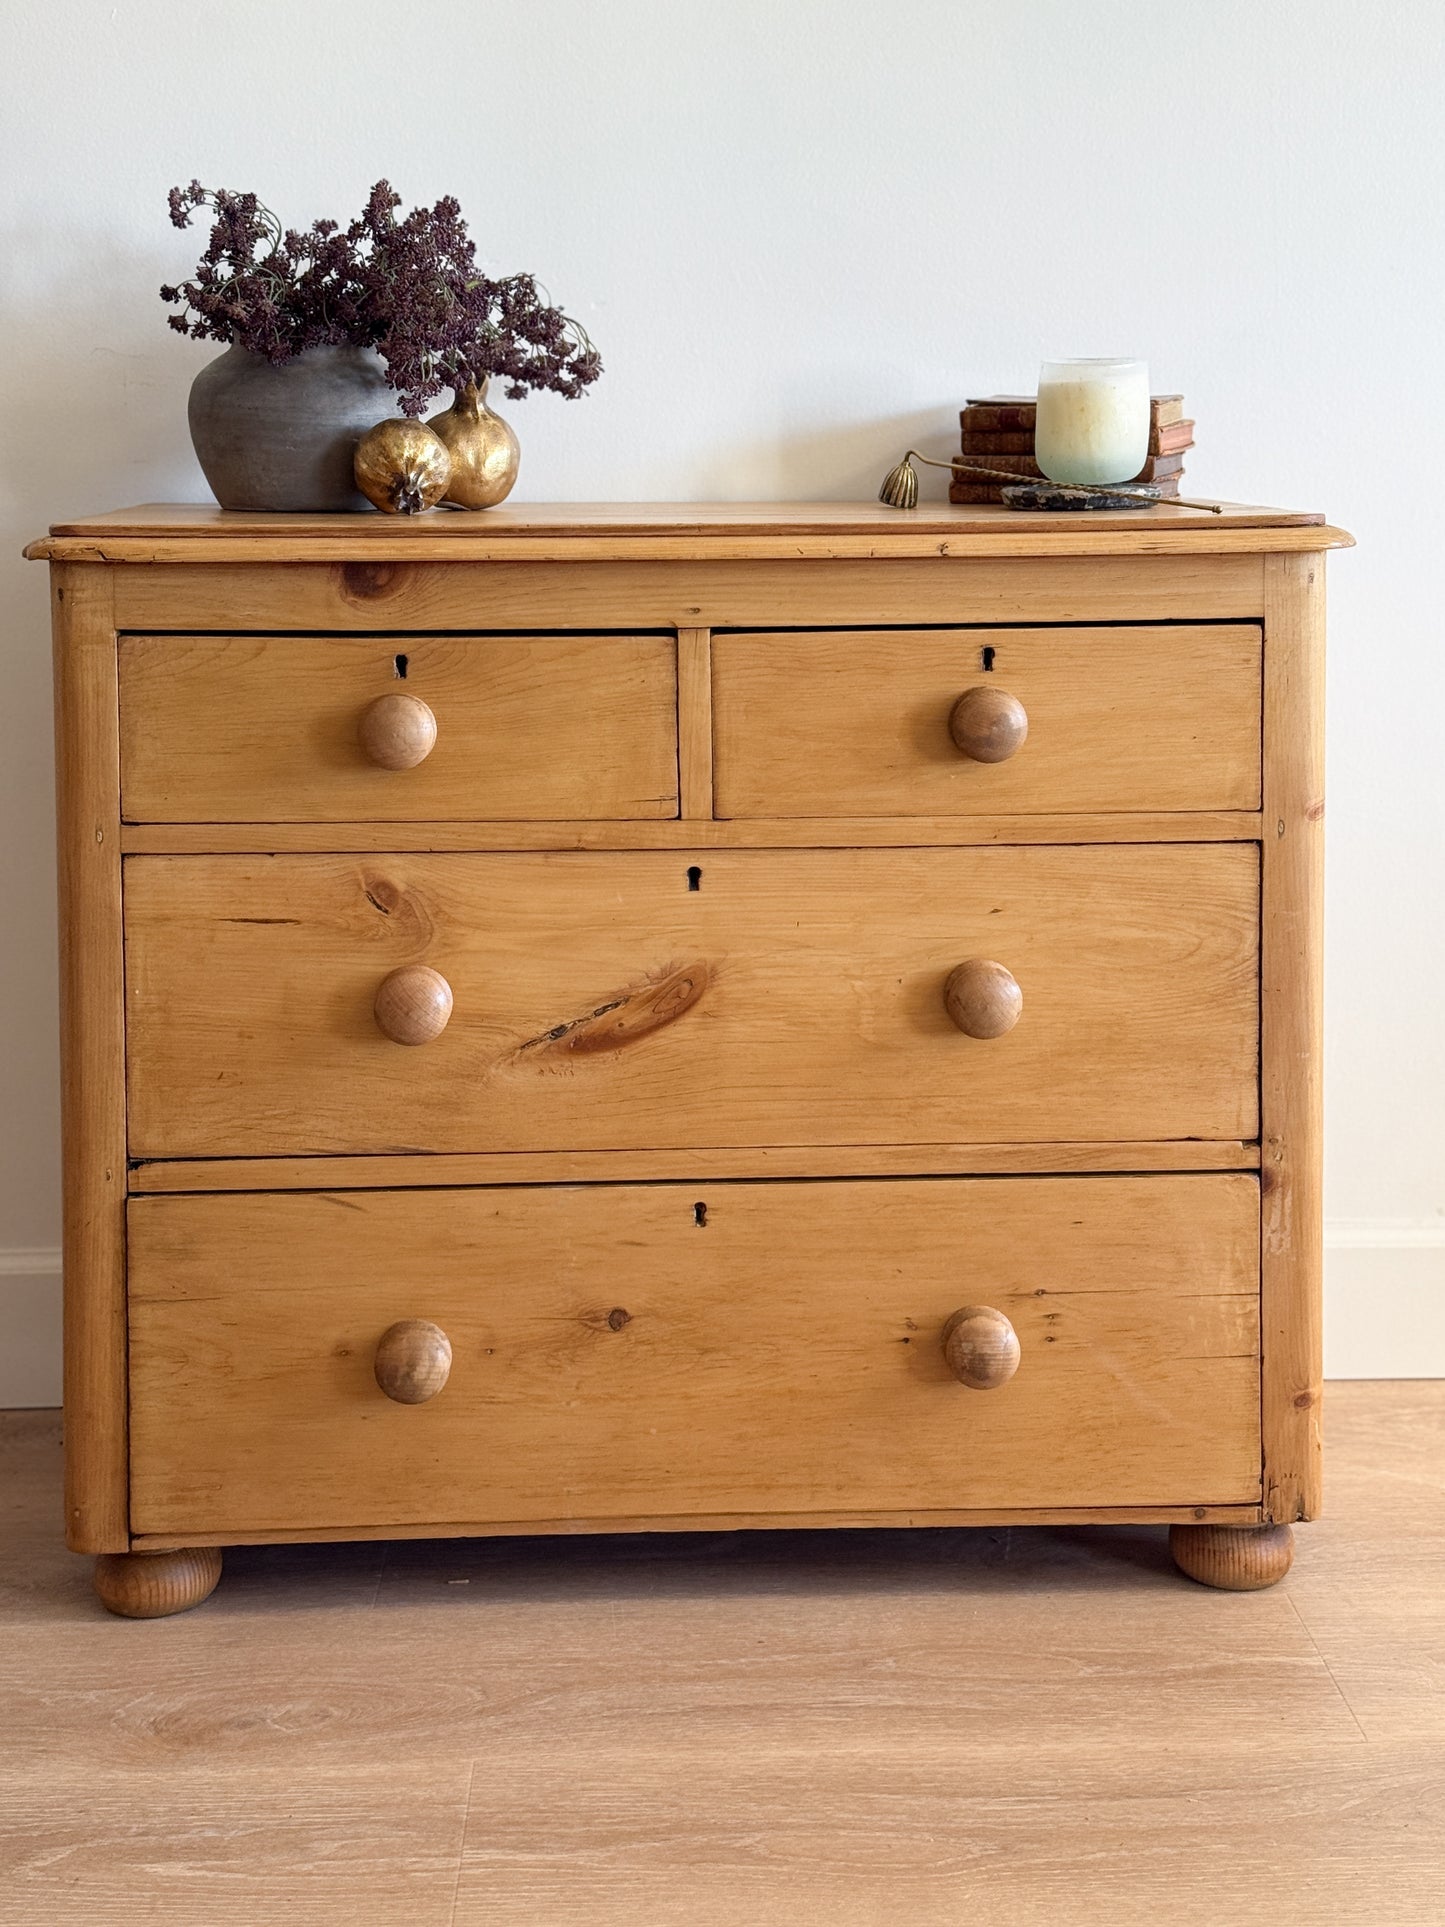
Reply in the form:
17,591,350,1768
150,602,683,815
124,845,1259,1157
118,634,679,821
127,1176,1263,1535
712,626,1262,816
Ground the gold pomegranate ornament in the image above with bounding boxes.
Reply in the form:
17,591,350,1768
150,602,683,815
353,418,452,514
428,379,520,508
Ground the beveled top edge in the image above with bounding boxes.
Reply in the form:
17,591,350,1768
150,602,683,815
25,499,1354,562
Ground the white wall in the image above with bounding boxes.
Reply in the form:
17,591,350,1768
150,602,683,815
2,0,1441,1400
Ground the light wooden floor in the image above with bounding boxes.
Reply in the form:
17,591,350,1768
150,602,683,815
1,1383,1442,1926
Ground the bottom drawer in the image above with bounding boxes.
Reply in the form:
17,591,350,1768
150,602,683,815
127,1176,1262,1537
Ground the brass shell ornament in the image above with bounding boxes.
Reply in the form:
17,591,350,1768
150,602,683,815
428,379,521,509
354,418,452,514
878,451,921,509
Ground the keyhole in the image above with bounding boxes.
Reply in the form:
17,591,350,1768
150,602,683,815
693,1201,708,1227
980,646,996,672
393,653,409,679
686,865,702,892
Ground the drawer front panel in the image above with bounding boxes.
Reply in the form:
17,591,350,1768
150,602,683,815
118,634,679,821
712,626,1262,817
127,1177,1263,1535
125,845,1259,1157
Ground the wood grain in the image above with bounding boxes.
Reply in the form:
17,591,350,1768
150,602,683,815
0,1757,472,1926
129,1503,1265,1549
92,1546,223,1617
449,1747,1438,1927
105,555,1269,633
28,504,1341,1650
372,964,454,1046
1260,554,1325,1522
65,527,1340,563
125,1139,1263,1193
118,810,1266,854
1169,1521,1294,1590
49,566,128,1555
948,683,1029,763
118,634,679,822
8,1386,1436,1927
26,497,1352,566
126,1176,1261,1536
714,625,1262,816
356,691,438,770
123,845,1260,1157
37,497,1340,534
675,626,713,819
373,1320,453,1405
941,1305,1022,1389
943,958,1024,1038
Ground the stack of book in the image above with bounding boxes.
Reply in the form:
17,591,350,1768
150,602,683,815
949,394,1195,503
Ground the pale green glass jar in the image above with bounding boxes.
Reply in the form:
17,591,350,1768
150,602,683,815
1034,358,1150,486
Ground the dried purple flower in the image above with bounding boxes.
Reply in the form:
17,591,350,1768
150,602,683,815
161,181,601,413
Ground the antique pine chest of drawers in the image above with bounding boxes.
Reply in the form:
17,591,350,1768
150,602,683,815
27,501,1350,1615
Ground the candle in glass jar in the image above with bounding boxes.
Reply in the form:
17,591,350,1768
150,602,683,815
1034,359,1150,486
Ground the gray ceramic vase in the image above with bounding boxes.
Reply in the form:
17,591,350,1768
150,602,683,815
187,344,395,512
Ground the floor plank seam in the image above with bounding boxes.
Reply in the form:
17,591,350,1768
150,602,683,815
449,1757,476,1927
366,1547,386,1612
1285,1592,1370,1742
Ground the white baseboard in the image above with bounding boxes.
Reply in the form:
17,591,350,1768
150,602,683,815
1,1227,1442,1408
1324,1222,1445,1377
0,1247,63,1408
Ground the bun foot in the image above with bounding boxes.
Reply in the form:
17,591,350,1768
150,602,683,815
93,1547,223,1618
1169,1523,1294,1591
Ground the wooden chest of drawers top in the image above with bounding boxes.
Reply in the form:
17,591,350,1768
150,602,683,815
30,501,1347,1580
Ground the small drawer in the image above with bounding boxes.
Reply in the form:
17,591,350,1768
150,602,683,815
712,626,1262,817
118,633,679,821
124,844,1259,1157
127,1176,1262,1536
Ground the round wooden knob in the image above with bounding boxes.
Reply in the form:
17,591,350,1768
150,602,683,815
943,959,1022,1038
374,1319,452,1404
358,692,437,770
949,686,1028,763
942,1306,1021,1390
374,965,453,1045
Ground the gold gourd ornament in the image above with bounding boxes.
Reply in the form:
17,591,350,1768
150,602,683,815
353,419,453,515
428,378,521,509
